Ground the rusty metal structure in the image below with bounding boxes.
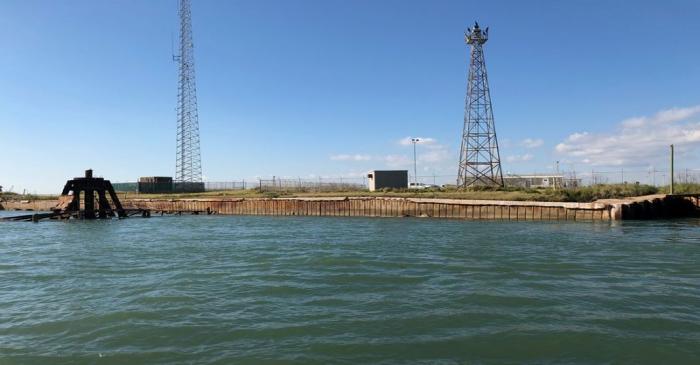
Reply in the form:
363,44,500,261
57,169,127,219
457,22,504,188
2,170,149,222
174,0,203,185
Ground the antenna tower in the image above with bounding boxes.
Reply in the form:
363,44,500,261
457,22,503,188
174,0,202,183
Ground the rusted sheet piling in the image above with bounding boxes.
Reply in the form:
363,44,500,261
4,194,698,221
124,197,613,221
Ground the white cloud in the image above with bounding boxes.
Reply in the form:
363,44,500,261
506,153,534,163
330,154,372,161
398,137,451,164
555,105,700,166
383,154,412,167
420,148,450,163
520,138,543,148
652,106,700,124
330,137,455,171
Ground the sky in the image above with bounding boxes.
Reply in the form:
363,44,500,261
1,0,699,193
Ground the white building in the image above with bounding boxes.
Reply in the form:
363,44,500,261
503,175,579,189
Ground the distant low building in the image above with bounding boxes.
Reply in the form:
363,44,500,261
138,176,173,193
504,174,580,189
367,170,408,192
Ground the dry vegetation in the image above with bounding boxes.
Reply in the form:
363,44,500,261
114,183,692,203
4,183,698,203
0,192,57,201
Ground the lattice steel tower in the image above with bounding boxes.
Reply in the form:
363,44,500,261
457,22,503,188
174,0,202,183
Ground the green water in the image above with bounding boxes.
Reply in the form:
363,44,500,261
1,213,699,364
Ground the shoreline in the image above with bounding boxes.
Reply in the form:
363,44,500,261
2,194,698,221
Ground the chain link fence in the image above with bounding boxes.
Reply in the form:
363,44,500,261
112,178,366,193
411,169,700,188
258,177,367,192
204,181,248,191
112,181,247,193
110,169,700,194
584,169,700,186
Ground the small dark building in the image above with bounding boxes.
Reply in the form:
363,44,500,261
367,170,408,191
138,176,173,194
172,181,205,193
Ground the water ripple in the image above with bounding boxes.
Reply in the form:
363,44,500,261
1,214,700,364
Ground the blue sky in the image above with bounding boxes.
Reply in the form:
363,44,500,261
1,0,699,193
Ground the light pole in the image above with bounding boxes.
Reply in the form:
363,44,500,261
411,138,421,184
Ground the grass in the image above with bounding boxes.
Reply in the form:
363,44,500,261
665,183,700,194
5,183,697,204
0,192,58,201
552,184,659,202
116,183,669,203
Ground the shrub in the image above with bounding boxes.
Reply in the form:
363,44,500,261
667,183,700,194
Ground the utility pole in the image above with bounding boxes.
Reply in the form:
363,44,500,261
411,138,420,184
621,167,624,184
670,144,675,194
